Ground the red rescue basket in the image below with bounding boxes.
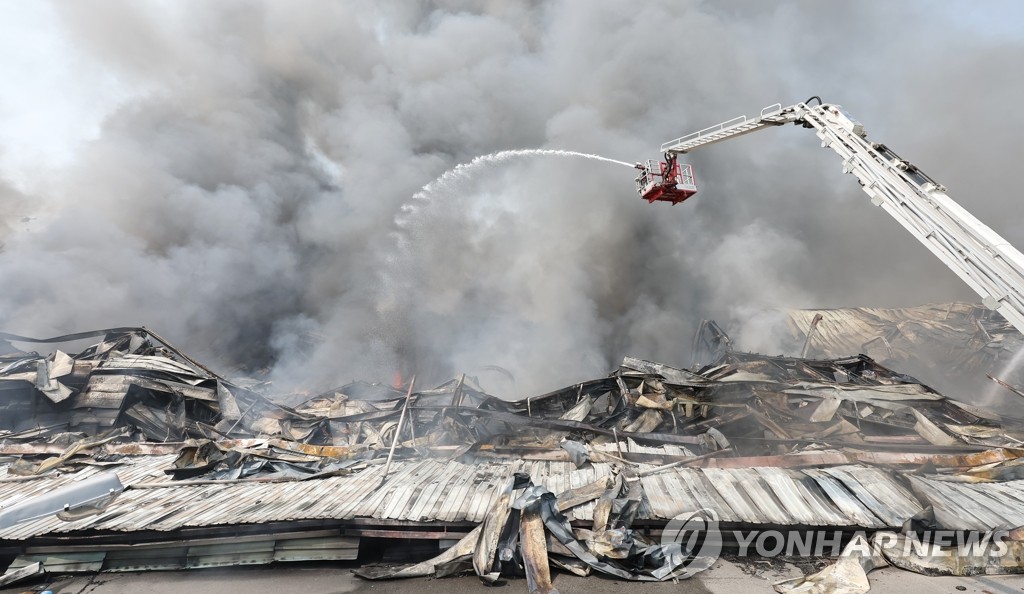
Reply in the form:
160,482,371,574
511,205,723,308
635,155,697,205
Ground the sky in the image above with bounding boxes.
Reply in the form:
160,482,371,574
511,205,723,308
1,0,1023,398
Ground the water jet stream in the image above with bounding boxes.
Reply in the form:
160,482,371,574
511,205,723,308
398,148,633,218
379,148,633,314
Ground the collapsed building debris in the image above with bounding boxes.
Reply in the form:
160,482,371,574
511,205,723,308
1,326,1023,591
0,328,327,447
782,303,1024,408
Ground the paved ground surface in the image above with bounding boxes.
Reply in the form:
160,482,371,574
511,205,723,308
3,558,1022,594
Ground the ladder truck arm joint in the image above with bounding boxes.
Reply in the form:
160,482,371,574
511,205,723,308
636,98,1024,336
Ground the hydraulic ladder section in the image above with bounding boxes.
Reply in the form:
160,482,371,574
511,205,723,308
664,101,1024,336
661,103,798,154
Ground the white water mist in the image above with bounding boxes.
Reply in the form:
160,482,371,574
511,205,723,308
985,345,1024,406
397,149,632,223
380,148,634,310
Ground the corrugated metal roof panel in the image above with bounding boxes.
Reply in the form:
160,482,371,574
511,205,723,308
3,456,1023,539
910,476,1024,530
801,469,886,528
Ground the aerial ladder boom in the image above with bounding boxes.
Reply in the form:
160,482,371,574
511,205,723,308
642,99,1024,336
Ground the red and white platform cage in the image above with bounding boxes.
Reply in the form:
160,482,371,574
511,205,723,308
635,158,697,205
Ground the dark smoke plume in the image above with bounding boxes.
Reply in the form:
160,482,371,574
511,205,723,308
1,1,1022,398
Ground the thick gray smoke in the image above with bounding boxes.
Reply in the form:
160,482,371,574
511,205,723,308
1,1,1022,397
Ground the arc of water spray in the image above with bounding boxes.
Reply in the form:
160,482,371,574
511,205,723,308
398,148,634,214
986,344,1024,404
380,148,633,314
384,147,634,279
372,148,636,389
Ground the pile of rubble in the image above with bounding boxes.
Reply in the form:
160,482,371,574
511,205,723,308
783,302,1024,408
0,325,1023,591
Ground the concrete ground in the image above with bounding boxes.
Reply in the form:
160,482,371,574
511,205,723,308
3,559,1022,594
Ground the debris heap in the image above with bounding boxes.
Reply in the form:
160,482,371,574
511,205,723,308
0,325,1022,591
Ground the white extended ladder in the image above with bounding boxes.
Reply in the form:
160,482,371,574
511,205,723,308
661,103,795,154
662,101,1024,336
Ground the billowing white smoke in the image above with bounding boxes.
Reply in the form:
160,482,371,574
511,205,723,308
1,1,1022,397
